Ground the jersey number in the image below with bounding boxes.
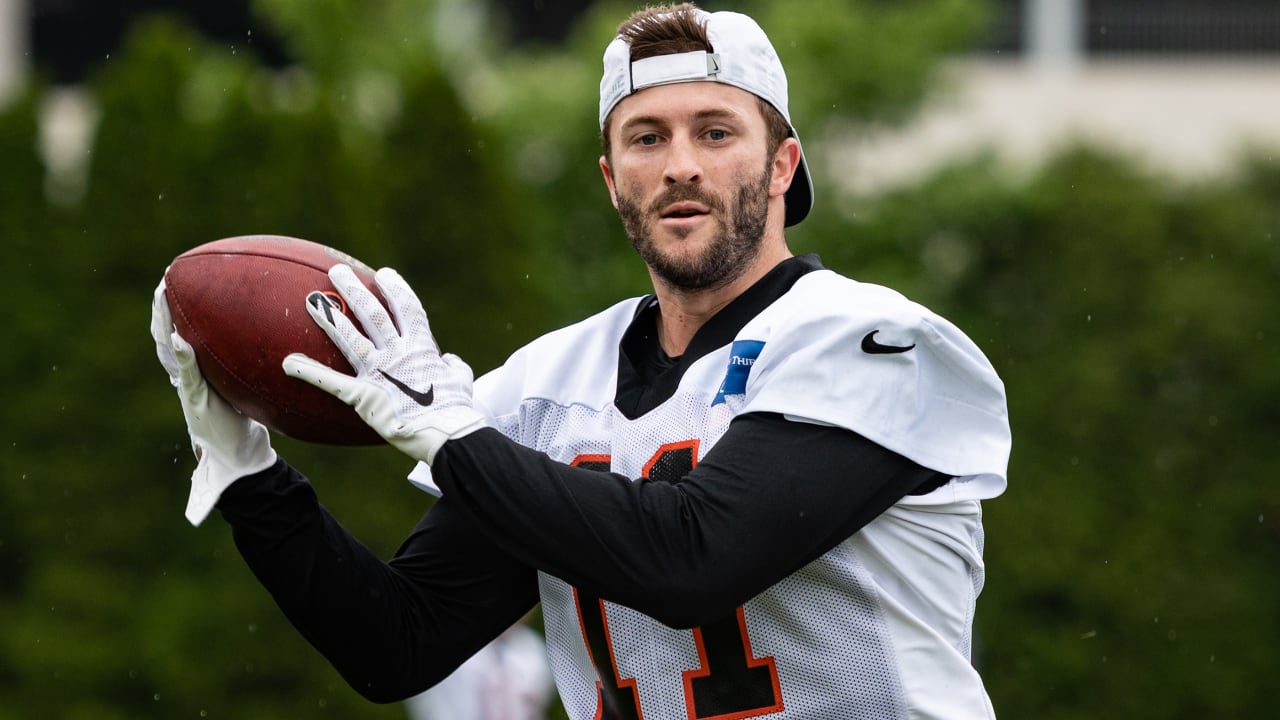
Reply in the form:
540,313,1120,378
571,445,784,720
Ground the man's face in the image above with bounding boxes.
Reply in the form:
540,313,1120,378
602,81,777,291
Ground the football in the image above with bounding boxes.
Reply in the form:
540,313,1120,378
164,235,387,446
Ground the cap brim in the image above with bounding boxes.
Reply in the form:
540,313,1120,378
784,132,813,227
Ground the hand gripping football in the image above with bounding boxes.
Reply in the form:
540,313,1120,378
164,235,388,446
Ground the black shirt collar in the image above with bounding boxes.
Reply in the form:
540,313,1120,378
614,254,824,419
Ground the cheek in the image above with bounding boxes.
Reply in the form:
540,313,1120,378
610,168,650,203
611,161,647,189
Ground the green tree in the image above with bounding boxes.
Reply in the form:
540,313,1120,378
2,3,539,717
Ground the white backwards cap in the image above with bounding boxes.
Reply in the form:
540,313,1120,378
599,9,814,226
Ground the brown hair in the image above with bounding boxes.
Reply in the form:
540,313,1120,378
600,3,791,161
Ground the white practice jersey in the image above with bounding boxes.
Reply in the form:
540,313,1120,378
412,264,1010,719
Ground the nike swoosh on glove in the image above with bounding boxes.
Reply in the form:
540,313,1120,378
150,277,278,526
282,264,486,464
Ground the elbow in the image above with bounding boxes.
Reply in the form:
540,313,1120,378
623,570,752,629
338,659,452,705
349,674,446,705
347,677,427,705
359,685,416,706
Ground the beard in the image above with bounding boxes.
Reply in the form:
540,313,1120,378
615,162,772,291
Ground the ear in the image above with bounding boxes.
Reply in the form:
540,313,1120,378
769,137,801,200
599,155,620,209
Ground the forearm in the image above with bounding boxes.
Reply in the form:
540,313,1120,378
217,459,539,702
432,413,948,628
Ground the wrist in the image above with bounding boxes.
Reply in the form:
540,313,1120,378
392,406,488,464
185,430,278,526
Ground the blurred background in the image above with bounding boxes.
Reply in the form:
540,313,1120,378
2,0,1278,718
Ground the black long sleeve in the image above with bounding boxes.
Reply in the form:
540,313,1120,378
217,461,539,703
215,411,945,701
432,411,948,629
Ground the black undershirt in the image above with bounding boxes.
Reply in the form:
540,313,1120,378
217,256,951,702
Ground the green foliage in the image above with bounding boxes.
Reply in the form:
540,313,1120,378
2,0,1277,718
751,0,989,127
839,148,1280,719
3,4,539,718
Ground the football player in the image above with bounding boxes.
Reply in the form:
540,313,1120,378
152,4,1011,718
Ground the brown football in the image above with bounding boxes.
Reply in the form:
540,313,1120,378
165,235,387,446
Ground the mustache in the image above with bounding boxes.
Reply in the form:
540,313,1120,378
648,183,722,215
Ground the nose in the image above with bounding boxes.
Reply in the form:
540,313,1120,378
663,135,702,187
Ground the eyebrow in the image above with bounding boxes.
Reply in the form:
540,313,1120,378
619,107,745,133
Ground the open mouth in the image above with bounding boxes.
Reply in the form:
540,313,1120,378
661,202,710,220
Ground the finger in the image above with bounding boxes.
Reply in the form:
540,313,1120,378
151,275,182,380
329,264,398,348
283,352,364,406
170,330,204,387
304,288,377,368
169,330,217,416
170,328,195,357
150,275,174,345
375,267,437,351
441,352,475,385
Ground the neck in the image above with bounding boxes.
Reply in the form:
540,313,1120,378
649,238,791,357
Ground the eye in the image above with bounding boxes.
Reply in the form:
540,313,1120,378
637,133,660,146
706,128,728,142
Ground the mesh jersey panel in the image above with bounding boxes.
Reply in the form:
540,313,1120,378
473,271,1007,719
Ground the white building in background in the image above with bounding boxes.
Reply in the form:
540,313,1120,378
839,0,1280,195
0,0,97,205
1,0,1278,199
0,0,25,101
839,57,1280,195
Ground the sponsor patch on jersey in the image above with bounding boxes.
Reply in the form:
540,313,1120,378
712,339,766,406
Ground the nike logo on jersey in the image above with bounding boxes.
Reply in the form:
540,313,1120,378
861,330,915,355
712,339,766,406
379,371,435,406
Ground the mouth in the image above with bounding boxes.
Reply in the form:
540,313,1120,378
660,202,711,221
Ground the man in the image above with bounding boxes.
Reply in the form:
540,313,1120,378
151,4,1011,718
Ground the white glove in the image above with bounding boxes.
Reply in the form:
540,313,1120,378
282,264,486,464
151,278,278,526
